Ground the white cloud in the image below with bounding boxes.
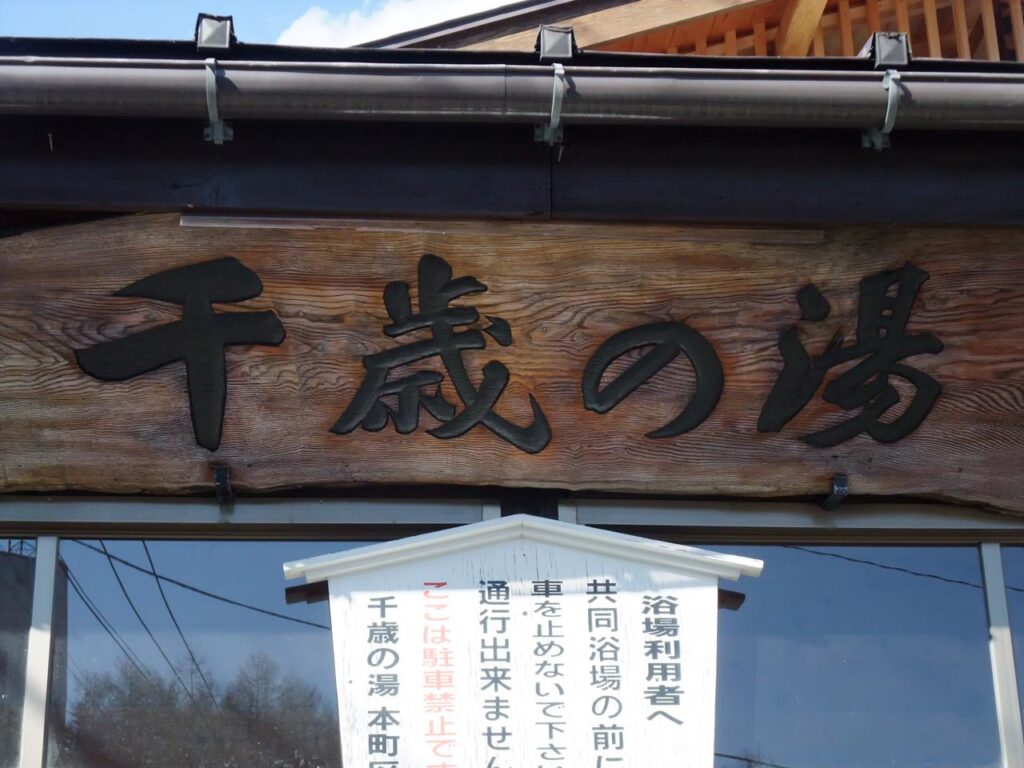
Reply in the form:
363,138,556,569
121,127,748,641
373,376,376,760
277,1,516,48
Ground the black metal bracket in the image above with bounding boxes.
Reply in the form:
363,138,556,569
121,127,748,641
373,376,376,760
820,473,849,511
718,589,746,612
212,464,234,506
500,489,560,518
286,581,329,605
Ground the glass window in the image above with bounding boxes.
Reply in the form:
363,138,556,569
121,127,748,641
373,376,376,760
1003,545,1024,720
47,539,366,768
1,539,36,768
712,545,999,768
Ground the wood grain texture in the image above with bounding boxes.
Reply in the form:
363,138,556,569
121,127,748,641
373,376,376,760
3,214,1024,513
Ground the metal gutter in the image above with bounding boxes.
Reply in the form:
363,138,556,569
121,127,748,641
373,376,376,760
2,56,1024,131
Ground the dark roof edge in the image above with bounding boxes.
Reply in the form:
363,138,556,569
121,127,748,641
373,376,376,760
0,35,532,65
3,35,1024,75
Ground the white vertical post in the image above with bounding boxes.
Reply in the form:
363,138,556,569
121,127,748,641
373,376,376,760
981,542,1024,768
19,536,58,768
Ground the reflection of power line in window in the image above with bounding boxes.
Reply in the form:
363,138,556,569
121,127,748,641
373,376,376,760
785,546,1024,593
71,539,330,630
66,655,87,689
715,751,795,768
142,541,220,710
98,540,201,707
62,561,153,681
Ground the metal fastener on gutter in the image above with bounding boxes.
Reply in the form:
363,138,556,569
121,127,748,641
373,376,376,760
862,70,902,150
535,62,566,145
202,58,232,144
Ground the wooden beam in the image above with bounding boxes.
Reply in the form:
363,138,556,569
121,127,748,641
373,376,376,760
923,0,944,55
952,0,972,57
1010,0,1024,61
895,0,912,31
753,19,769,53
666,21,685,53
866,0,882,32
812,26,826,54
775,0,831,55
968,0,986,56
724,27,739,53
838,0,855,55
980,0,1001,59
466,0,772,50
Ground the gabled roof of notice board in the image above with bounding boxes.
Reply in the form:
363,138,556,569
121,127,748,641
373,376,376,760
283,514,762,584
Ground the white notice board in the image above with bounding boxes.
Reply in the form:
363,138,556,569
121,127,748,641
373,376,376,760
284,515,762,768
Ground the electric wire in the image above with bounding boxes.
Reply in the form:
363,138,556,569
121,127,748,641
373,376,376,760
98,540,200,707
71,539,330,630
64,562,150,677
66,655,87,690
67,653,87,683
141,540,221,710
714,752,796,768
62,562,152,681
784,545,1024,593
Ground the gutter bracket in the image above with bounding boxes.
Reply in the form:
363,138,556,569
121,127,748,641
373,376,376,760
534,62,566,147
862,68,901,151
203,58,233,145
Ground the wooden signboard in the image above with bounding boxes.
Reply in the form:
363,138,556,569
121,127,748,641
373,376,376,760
1,213,1023,512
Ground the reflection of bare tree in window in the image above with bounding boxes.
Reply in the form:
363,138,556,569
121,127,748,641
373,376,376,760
49,652,340,768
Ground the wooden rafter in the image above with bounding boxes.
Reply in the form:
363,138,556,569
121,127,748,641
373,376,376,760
979,0,1000,60
464,0,773,50
774,0,830,54
1011,0,1024,62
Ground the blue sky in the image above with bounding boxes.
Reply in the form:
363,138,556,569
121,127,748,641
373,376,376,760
0,0,310,42
0,0,514,46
